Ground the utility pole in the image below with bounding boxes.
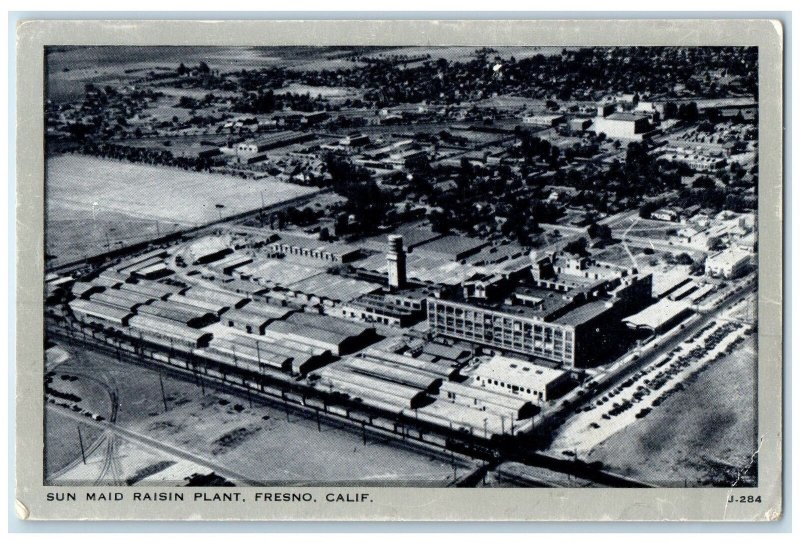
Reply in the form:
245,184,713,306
158,370,169,412
362,421,367,445
77,426,86,464
316,408,321,432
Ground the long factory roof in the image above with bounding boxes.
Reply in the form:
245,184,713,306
223,307,274,328
266,320,349,349
120,281,181,300
439,380,531,413
128,314,211,343
359,348,458,379
285,273,381,303
167,293,228,315
183,286,249,308
340,358,442,391
319,365,427,405
91,289,154,309
69,299,132,323
623,298,692,331
286,312,373,338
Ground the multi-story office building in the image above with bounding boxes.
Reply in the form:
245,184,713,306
427,254,653,368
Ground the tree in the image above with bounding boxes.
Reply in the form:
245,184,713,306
564,237,589,256
588,222,612,241
177,62,187,76
429,210,451,234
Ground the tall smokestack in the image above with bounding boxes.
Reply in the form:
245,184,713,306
387,234,406,289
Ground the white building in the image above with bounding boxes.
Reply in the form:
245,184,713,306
592,112,652,140
705,247,752,279
473,354,570,402
522,113,565,127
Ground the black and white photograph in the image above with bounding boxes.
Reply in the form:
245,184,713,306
12,17,784,522
40,42,763,490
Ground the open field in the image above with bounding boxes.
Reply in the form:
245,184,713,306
44,342,464,486
580,335,757,487
45,154,317,265
44,410,104,479
46,46,372,101
275,84,363,99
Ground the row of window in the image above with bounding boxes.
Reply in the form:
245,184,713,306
480,378,542,398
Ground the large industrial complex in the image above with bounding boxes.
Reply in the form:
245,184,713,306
43,45,759,488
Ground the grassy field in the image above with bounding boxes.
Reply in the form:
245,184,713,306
583,336,757,487
45,154,317,265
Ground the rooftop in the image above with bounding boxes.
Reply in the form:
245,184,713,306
605,112,648,122
623,298,691,330
707,246,752,267
474,355,568,389
286,273,382,303
415,235,489,259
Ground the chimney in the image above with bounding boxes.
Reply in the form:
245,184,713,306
387,234,406,289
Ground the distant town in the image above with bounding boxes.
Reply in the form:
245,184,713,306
43,46,758,488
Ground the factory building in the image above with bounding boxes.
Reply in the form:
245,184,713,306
268,234,362,263
233,131,316,163
415,235,489,262
314,365,430,410
71,281,104,300
137,299,219,329
183,286,250,309
95,269,130,288
438,380,536,420
428,252,653,368
623,298,693,334
223,307,278,335
521,113,565,127
428,298,578,365
472,355,570,402
592,112,652,140
167,293,229,316
339,357,442,393
339,292,420,327
128,315,213,348
90,289,155,312
212,254,254,276
338,133,370,147
264,312,375,356
119,281,182,301
705,247,751,279
359,348,460,380
203,332,329,376
115,249,169,274
132,262,173,280
69,299,132,328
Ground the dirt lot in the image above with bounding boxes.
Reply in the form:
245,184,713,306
45,155,317,265
583,335,757,487
44,409,104,479
45,342,462,486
